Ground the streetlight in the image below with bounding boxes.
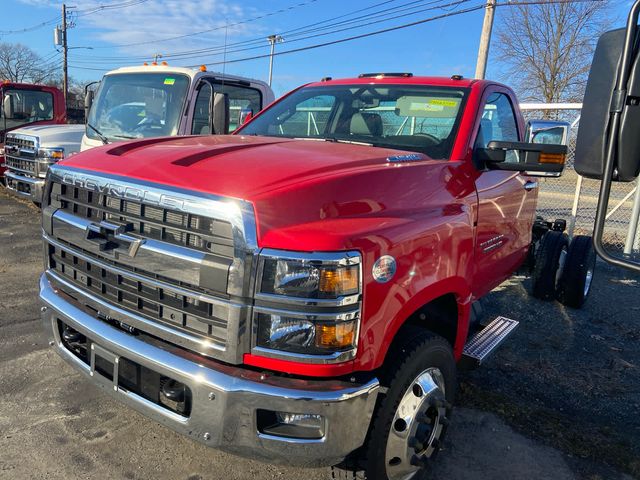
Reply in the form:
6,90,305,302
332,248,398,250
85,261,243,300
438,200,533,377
267,34,284,87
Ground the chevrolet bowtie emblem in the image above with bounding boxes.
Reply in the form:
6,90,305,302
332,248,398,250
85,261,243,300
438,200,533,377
85,221,145,257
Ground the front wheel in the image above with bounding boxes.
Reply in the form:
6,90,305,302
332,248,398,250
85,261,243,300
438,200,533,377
362,330,456,480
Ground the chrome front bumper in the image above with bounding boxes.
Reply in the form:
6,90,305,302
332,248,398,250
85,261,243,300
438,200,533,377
40,274,379,467
4,170,44,202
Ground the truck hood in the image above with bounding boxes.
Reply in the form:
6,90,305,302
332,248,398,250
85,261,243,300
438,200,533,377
59,134,436,199
9,124,85,149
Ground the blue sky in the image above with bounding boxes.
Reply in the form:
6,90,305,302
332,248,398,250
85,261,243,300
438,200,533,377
1,0,631,97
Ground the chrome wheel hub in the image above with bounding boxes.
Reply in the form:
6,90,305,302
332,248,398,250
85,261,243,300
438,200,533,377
384,368,449,480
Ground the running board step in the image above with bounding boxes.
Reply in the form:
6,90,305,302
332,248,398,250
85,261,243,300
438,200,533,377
462,316,519,367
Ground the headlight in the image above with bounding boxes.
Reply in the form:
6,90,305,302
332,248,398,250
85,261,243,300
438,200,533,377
260,256,359,299
38,147,65,160
256,312,358,355
37,148,65,178
255,250,361,360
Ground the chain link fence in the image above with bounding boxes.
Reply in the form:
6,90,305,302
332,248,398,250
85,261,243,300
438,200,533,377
521,104,640,258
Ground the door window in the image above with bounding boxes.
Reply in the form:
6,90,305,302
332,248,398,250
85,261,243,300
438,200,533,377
213,84,262,131
191,83,212,135
476,92,519,162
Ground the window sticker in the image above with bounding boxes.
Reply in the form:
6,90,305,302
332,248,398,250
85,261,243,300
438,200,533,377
164,78,176,85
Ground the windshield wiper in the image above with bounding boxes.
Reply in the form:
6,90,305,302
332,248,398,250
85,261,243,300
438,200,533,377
293,137,373,146
112,134,137,140
87,123,109,145
325,137,373,146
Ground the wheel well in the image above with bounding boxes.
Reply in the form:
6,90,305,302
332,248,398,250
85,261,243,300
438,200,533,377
403,293,459,348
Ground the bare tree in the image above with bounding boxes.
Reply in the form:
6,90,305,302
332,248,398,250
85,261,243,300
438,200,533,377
0,42,58,84
494,1,612,103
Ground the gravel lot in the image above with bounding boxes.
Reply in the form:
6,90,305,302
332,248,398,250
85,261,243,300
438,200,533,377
0,187,637,480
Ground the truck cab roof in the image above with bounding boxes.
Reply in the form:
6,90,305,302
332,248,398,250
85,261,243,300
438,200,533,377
306,75,500,90
105,65,270,89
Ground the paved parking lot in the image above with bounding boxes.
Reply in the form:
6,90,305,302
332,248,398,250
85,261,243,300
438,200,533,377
0,188,637,480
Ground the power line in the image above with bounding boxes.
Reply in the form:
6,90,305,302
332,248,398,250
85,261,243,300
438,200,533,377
86,0,324,49
0,16,59,35
72,0,406,60
186,4,486,68
70,0,458,64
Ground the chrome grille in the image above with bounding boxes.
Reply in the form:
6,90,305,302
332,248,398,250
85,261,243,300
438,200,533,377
49,243,228,345
43,165,259,364
4,134,37,175
55,182,235,257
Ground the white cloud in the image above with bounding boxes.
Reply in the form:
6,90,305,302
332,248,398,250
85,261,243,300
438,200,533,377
21,0,264,62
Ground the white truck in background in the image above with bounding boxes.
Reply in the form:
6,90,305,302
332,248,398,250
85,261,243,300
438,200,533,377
4,64,274,203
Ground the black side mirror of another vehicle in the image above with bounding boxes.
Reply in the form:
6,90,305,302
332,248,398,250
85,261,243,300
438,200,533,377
573,1,640,274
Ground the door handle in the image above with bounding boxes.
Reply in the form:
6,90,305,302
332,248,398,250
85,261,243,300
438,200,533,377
524,181,538,191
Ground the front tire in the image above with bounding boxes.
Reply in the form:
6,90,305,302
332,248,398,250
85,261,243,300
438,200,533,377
362,330,456,480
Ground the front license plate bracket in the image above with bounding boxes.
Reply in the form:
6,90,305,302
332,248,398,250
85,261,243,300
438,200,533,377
90,342,120,392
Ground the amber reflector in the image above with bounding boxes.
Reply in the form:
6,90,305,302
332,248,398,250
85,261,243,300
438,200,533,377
539,152,566,164
318,266,359,295
315,322,356,349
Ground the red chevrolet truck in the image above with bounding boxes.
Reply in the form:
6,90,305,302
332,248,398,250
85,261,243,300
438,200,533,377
39,74,591,479
0,82,66,182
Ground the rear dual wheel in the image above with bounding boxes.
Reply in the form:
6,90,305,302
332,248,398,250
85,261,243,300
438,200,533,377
531,232,596,308
557,235,596,308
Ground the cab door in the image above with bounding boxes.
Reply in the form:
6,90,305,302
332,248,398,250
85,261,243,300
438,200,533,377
472,87,538,298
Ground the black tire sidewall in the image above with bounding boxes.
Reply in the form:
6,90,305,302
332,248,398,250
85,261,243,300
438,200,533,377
532,231,569,300
558,235,596,308
365,332,456,480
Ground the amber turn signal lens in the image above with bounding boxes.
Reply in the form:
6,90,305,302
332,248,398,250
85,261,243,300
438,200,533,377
315,321,356,349
318,266,359,296
539,152,566,165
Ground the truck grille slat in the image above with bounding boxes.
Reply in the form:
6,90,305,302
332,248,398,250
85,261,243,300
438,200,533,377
57,184,235,257
4,134,38,175
49,245,228,343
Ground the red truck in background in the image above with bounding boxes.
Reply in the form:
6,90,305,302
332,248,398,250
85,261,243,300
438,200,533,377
39,74,592,480
0,81,66,182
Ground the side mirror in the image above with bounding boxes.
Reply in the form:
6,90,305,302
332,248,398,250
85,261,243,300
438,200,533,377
238,107,253,126
211,92,230,135
84,90,94,119
3,94,14,119
526,120,570,146
575,27,640,181
478,140,568,176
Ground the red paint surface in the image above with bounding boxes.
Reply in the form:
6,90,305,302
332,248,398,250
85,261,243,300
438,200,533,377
61,76,534,377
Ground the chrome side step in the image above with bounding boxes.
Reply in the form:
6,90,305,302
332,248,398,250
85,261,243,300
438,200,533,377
462,316,519,367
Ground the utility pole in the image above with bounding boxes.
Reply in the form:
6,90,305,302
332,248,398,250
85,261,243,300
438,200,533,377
475,0,496,80
267,34,284,87
61,3,68,107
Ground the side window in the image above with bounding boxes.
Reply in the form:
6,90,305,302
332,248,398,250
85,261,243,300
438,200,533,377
476,92,519,146
268,94,336,137
475,92,519,163
213,84,262,131
191,83,212,135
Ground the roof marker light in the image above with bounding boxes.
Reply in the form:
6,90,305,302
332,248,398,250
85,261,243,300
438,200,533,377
200,65,207,72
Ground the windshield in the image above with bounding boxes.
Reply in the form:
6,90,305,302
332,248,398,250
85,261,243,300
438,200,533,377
86,72,190,142
239,84,468,159
1,88,54,131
